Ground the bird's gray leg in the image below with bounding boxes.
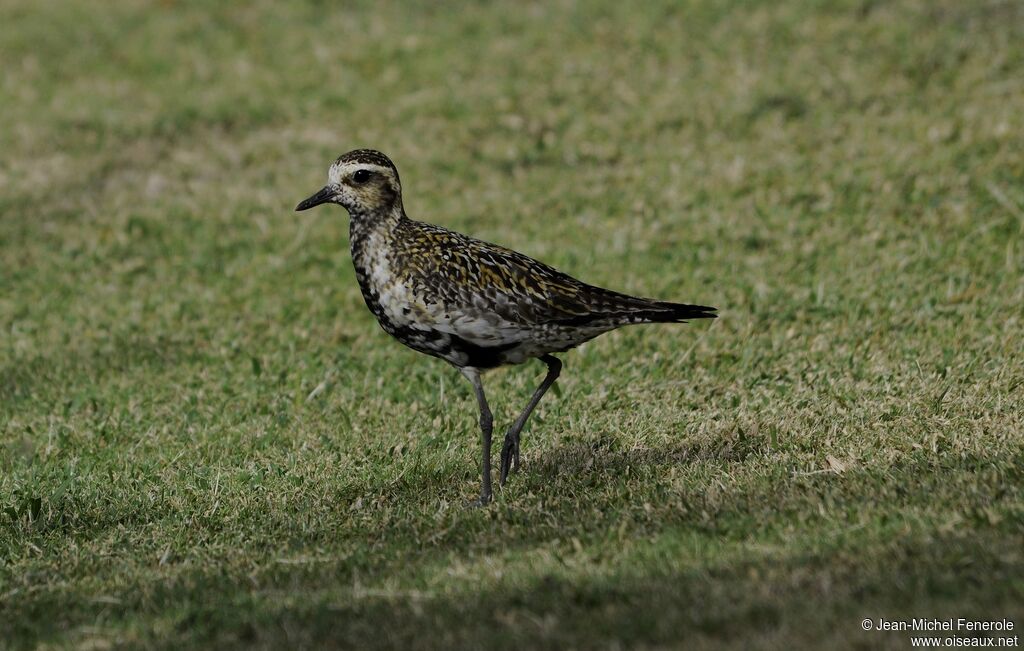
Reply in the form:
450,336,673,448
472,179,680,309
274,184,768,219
500,354,562,486
461,367,493,506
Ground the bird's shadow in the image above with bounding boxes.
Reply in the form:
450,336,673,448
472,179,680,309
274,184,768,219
526,431,768,480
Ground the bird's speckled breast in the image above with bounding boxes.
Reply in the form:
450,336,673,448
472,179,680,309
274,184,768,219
349,218,465,365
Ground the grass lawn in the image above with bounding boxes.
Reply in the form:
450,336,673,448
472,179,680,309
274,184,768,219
2,0,1023,648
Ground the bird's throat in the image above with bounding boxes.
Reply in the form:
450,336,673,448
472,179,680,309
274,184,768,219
349,208,405,294
349,207,402,251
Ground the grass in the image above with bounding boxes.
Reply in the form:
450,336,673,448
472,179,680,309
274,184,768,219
2,0,1023,648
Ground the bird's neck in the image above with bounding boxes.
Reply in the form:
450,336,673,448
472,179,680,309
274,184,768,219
349,206,405,274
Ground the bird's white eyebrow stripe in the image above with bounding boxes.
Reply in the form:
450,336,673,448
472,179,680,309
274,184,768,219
329,162,393,184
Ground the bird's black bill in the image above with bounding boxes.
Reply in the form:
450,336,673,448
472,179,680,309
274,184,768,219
295,186,336,211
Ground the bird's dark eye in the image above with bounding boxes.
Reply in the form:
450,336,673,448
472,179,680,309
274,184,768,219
352,169,371,184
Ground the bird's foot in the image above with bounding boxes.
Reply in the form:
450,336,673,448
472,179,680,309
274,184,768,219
468,492,492,508
499,432,520,486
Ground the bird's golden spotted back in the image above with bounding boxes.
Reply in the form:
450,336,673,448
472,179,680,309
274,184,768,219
392,220,595,324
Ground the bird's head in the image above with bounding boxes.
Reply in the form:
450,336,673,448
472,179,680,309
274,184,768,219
295,149,403,218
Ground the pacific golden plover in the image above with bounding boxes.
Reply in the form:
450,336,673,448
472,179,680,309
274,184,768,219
296,149,717,505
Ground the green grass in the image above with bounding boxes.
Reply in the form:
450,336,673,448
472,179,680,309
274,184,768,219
2,0,1023,648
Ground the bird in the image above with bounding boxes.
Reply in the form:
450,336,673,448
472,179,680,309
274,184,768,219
295,149,717,505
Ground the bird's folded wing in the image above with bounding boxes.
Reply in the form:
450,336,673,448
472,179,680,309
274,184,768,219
396,220,694,346
405,239,642,347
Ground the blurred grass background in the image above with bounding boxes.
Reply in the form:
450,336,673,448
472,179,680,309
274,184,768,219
1,0,1023,648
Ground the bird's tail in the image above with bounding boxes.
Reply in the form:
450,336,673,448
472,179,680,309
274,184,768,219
546,283,717,327
551,292,717,327
632,300,718,323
